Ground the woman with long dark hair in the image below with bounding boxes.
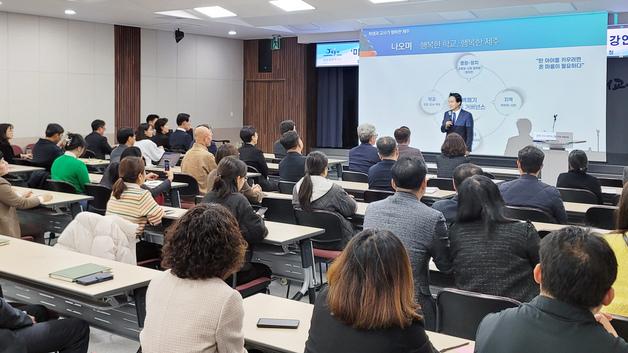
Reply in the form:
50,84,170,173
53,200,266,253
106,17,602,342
449,174,540,302
151,118,171,149
0,123,31,164
305,229,437,353
135,123,164,166
556,149,603,204
50,133,90,193
603,182,628,316
293,151,357,249
206,143,263,203
202,156,271,287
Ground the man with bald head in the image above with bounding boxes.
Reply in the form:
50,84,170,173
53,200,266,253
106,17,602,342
181,125,217,194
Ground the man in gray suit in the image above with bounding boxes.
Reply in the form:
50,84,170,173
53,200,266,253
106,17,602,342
363,155,452,330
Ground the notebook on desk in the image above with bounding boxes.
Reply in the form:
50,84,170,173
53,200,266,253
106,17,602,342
49,263,111,282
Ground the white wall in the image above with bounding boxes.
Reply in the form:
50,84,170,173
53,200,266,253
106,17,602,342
140,29,243,141
0,12,114,143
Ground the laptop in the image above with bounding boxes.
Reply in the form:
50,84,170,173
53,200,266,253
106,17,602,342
157,152,181,168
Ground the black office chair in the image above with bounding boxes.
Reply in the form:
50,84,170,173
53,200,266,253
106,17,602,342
80,150,96,159
172,173,200,209
585,206,616,230
612,315,628,342
363,189,394,203
427,178,455,191
278,181,296,195
84,184,111,215
294,209,344,284
598,177,623,188
504,206,557,223
342,171,368,183
436,288,521,340
260,197,296,224
483,171,496,179
45,179,77,194
558,187,599,204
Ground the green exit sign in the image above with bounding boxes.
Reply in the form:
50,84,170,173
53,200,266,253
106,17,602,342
271,36,281,51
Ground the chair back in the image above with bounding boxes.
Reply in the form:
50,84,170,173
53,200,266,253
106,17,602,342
342,171,368,183
294,209,343,251
278,181,296,195
45,179,77,194
11,145,23,156
427,178,455,191
612,315,628,342
436,288,521,340
247,165,260,174
84,184,111,215
558,187,599,204
172,173,200,197
585,206,616,230
504,206,557,223
80,150,96,159
598,177,623,188
363,189,394,203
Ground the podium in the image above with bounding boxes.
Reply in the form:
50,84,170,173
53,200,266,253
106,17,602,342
533,132,586,186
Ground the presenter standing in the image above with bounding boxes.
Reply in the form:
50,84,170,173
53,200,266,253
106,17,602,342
441,93,474,152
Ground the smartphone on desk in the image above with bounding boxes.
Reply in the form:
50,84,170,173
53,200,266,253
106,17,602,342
75,272,113,286
257,318,300,329
164,160,170,172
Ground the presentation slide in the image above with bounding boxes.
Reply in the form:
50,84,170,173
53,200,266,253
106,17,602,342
358,13,608,158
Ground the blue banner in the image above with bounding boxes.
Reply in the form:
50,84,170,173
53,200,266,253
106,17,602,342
360,12,607,57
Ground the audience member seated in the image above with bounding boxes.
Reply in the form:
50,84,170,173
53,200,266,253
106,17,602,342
196,124,218,155
449,175,540,302
140,204,248,353
0,123,31,164
432,163,483,223
51,133,90,194
135,123,164,166
239,126,276,191
293,151,357,248
0,155,51,241
304,229,438,353
85,119,112,159
603,183,628,317
499,145,567,224
436,132,470,178
368,136,398,192
475,227,628,352
100,147,173,198
151,117,171,150
202,157,271,286
146,114,159,128
32,123,64,170
181,126,217,194
273,119,296,159
348,123,380,174
110,128,135,164
106,157,164,262
363,156,451,330
169,113,193,152
207,144,263,203
556,149,603,204
394,126,424,161
278,131,306,182
0,297,90,353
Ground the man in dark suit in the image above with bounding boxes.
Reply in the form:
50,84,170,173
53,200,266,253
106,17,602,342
273,120,295,159
239,126,276,191
394,126,424,161
278,131,306,182
85,119,112,159
476,227,628,353
169,113,193,152
441,92,474,151
367,136,398,192
31,123,64,171
0,298,90,352
348,123,380,174
431,163,483,223
499,145,568,224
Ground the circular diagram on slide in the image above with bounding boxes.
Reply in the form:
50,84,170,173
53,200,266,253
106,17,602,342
418,53,524,150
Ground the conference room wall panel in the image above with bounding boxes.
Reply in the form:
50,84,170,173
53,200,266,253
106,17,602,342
140,29,244,143
0,12,115,146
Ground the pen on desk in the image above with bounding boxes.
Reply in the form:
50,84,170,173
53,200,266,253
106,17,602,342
439,342,470,352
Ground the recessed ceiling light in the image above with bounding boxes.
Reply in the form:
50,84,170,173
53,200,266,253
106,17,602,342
269,0,315,12
369,0,408,3
0,2,3,5
155,10,201,20
228,30,237,36
194,6,237,18
64,9,76,15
